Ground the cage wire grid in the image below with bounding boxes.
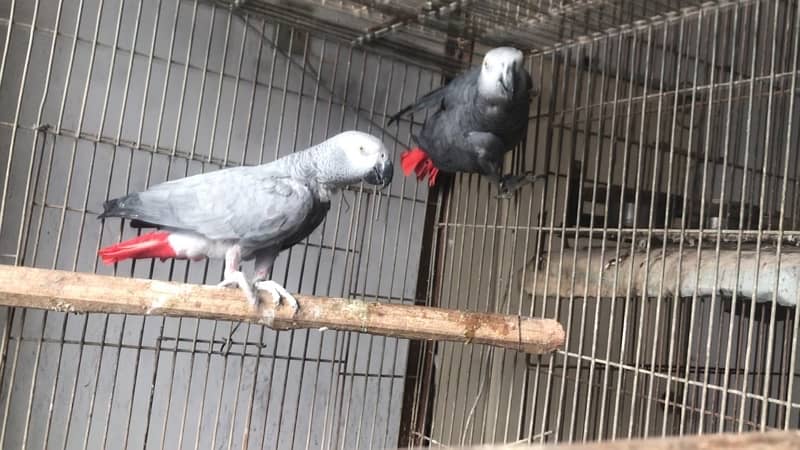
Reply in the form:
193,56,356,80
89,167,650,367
0,0,436,448
0,0,799,449
409,0,800,446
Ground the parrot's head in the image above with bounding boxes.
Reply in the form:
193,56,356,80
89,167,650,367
320,131,394,188
478,46,526,101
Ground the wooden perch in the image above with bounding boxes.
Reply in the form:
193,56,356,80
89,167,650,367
420,430,800,450
0,265,564,354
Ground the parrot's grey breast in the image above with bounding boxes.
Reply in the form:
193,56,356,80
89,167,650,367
234,176,331,258
418,85,530,173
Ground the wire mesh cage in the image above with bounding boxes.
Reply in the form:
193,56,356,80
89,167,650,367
0,0,798,449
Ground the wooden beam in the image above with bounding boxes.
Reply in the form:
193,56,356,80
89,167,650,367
412,431,800,450
0,265,564,354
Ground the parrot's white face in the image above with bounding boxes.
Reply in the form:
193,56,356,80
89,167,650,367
478,46,525,101
325,131,394,188
341,132,387,171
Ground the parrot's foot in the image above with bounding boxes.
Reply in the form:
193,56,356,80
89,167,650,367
496,172,547,198
254,280,299,314
217,270,260,306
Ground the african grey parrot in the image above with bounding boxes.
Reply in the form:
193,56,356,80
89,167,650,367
97,131,393,311
388,46,537,195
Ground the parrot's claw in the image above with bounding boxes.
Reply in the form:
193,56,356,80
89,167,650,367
217,270,260,306
254,280,299,314
495,172,547,198
495,188,514,199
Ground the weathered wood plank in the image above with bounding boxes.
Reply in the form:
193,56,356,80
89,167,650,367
0,265,565,354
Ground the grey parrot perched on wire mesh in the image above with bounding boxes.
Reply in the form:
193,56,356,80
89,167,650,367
97,131,393,312
388,46,537,195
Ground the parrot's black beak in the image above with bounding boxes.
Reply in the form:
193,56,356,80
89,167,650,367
364,159,394,188
500,64,515,96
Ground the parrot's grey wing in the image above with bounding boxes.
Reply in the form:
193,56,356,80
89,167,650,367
387,87,448,126
387,69,479,126
525,71,536,97
467,131,507,176
467,131,506,153
101,167,320,246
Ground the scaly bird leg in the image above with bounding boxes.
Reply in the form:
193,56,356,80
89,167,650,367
495,171,548,198
217,245,259,306
475,146,544,198
253,250,299,314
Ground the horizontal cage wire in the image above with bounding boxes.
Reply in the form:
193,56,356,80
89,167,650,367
0,0,798,449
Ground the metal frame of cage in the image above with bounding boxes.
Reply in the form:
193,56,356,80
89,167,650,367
0,0,798,449
0,0,441,448
401,0,800,446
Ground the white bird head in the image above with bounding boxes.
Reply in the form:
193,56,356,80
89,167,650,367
313,131,394,188
477,46,526,101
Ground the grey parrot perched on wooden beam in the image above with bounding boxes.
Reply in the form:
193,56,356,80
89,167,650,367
97,131,393,312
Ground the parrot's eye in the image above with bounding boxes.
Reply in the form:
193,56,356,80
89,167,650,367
359,145,368,155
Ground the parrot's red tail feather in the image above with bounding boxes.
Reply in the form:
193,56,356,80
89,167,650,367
400,147,440,186
400,148,428,175
98,231,176,265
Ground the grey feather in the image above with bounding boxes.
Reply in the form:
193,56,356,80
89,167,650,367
389,47,533,181
387,69,479,126
101,166,328,258
99,131,393,261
